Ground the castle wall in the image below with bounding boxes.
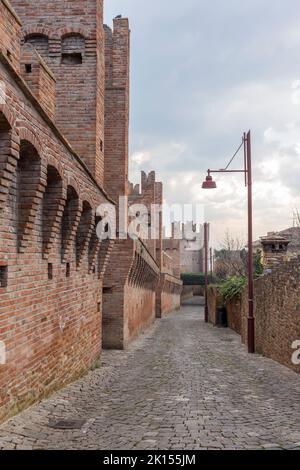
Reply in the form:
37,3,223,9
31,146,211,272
10,0,105,185
104,19,130,206
0,0,21,73
102,23,163,349
0,0,113,423
102,238,159,349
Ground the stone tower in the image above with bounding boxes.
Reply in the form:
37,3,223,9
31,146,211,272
10,0,105,186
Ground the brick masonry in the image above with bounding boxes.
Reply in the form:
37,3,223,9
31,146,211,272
0,0,183,424
10,0,105,186
208,259,300,373
0,0,122,424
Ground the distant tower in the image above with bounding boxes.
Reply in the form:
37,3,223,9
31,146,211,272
10,0,105,186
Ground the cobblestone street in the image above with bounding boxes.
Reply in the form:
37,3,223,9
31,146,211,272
0,300,299,450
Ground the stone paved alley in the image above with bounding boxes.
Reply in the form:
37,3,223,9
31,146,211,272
0,300,299,450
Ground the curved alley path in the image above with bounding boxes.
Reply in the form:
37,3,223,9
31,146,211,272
0,300,299,450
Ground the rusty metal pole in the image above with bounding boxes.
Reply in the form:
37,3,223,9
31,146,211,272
246,131,255,353
204,222,209,323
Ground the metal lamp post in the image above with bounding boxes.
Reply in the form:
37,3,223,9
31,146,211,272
204,222,209,323
202,130,254,354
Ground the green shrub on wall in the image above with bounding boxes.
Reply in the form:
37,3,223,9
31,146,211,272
181,273,205,285
218,276,247,302
181,273,220,286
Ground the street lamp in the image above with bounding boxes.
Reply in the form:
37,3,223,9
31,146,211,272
204,222,209,323
202,130,254,354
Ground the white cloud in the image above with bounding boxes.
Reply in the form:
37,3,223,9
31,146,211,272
130,151,151,165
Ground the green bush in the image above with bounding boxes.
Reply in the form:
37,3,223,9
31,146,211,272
218,276,247,302
181,273,205,285
181,273,220,286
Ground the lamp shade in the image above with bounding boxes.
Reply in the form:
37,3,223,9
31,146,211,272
202,174,217,189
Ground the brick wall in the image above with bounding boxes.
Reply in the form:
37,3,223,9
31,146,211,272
104,18,130,206
207,260,300,373
102,238,159,349
0,2,113,421
226,298,242,335
156,273,182,318
0,0,185,424
0,0,21,73
10,0,105,185
20,43,56,120
207,286,222,325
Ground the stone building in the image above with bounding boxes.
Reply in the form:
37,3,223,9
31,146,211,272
0,0,182,423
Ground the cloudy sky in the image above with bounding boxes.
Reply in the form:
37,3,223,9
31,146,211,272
104,0,300,246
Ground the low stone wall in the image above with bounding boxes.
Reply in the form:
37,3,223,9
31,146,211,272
207,286,223,325
207,259,300,373
226,298,242,335
244,259,300,373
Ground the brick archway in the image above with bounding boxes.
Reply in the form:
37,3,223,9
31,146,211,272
0,106,17,209
16,127,43,158
22,26,52,42
16,138,43,252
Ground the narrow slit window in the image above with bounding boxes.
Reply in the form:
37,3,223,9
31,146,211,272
66,263,70,278
48,263,53,280
0,266,8,288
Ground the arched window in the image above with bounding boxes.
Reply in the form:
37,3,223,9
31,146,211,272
61,34,85,65
25,34,49,58
17,140,41,249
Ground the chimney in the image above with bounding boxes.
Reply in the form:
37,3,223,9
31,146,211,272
260,233,291,272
